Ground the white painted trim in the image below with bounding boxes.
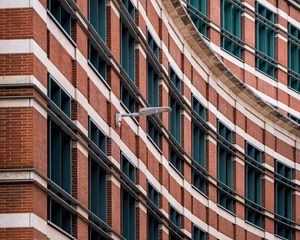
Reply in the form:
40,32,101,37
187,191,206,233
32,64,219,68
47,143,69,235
0,98,47,118
241,12,255,22
0,213,71,240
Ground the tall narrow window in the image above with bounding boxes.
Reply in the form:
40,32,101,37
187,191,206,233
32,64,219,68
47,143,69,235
88,118,107,223
147,30,159,58
169,205,182,240
47,76,72,234
89,118,107,153
88,42,106,79
147,62,159,107
121,154,136,182
47,0,72,36
48,76,71,117
122,0,135,18
121,155,136,239
121,22,135,81
275,161,293,240
192,96,206,193
288,23,300,93
192,224,206,240
147,182,159,240
88,0,106,41
121,84,136,113
245,142,262,227
170,147,182,174
169,96,181,143
188,0,207,36
147,119,161,147
255,3,276,78
169,66,181,91
217,121,234,211
221,0,242,58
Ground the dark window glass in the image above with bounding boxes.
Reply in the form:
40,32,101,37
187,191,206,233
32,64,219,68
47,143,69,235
221,0,242,58
121,23,135,81
245,142,263,227
88,0,106,41
275,161,293,240
217,121,234,211
48,0,72,36
188,0,207,36
288,23,300,93
255,2,276,78
88,42,106,79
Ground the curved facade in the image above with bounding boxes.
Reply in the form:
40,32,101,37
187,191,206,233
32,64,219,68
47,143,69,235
0,0,299,240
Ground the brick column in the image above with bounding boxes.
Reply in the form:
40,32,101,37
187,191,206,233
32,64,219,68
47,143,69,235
107,1,120,62
233,106,245,222
107,174,121,236
160,225,169,240
72,142,89,238
263,126,276,234
207,0,221,46
136,202,147,240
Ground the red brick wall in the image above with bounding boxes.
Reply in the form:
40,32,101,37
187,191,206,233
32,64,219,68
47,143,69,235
0,0,299,239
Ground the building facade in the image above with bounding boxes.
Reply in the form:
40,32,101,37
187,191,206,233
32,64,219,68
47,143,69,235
0,0,299,239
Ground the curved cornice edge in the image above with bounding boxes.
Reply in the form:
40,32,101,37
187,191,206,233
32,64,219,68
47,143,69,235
161,0,300,138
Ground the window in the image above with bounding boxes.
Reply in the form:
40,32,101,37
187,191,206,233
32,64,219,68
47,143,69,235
288,23,300,93
121,155,136,239
47,76,72,234
192,98,205,165
245,142,262,227
88,42,106,79
169,96,181,143
89,118,107,153
147,182,159,207
170,147,182,174
288,113,300,124
121,22,135,81
122,189,136,240
121,155,135,178
48,198,73,234
188,0,207,35
221,0,242,58
88,118,107,222
169,205,182,240
88,0,106,41
147,182,159,240
147,62,159,107
48,76,71,117
169,66,181,91
47,0,72,36
147,30,159,58
275,161,293,240
89,227,105,240
121,154,136,182
169,206,181,227
147,119,161,147
192,96,206,193
89,158,106,221
48,79,71,192
217,121,234,211
122,0,135,18
192,96,205,119
255,3,276,78
121,84,136,112
192,224,206,240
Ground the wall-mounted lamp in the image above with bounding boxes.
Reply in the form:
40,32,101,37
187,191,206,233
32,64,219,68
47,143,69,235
116,106,171,128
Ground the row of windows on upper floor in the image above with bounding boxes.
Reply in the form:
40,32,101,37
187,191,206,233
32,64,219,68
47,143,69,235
48,75,296,240
187,0,300,93
47,0,300,133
